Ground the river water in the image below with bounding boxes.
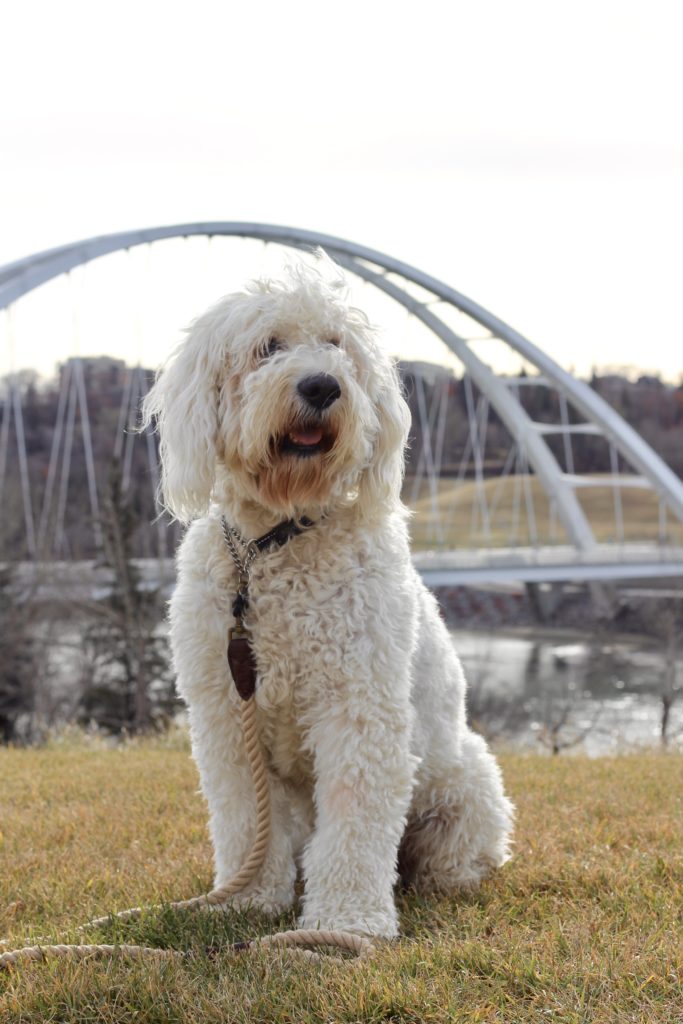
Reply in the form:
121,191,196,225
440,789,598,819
450,628,682,754
31,618,682,755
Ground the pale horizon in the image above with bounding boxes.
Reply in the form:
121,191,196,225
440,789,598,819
1,0,681,383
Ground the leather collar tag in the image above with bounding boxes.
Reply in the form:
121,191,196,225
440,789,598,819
227,628,257,701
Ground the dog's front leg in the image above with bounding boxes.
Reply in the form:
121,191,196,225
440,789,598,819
187,692,311,914
299,689,418,938
172,548,314,915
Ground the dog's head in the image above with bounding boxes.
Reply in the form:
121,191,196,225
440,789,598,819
143,258,410,523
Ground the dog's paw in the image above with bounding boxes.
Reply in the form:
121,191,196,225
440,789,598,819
298,906,399,939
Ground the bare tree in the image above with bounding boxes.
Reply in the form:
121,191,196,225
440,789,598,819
78,466,174,733
537,690,603,755
651,604,681,747
0,566,38,743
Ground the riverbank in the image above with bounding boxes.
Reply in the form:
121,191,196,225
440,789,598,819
450,624,682,755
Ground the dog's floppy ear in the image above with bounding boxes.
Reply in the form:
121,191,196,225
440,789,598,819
142,310,227,523
357,357,411,521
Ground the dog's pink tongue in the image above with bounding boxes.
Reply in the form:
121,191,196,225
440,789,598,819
290,427,324,446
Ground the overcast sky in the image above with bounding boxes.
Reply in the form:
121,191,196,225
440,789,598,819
1,0,681,380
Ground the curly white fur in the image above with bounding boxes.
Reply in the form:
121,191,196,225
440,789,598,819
143,256,514,938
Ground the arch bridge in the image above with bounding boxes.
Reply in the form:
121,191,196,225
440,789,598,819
1,222,683,590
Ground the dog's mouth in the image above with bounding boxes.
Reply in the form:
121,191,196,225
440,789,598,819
277,422,335,458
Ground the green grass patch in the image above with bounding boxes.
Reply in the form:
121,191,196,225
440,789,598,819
1,745,682,1023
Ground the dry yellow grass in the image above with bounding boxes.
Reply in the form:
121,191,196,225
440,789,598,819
407,474,683,549
1,739,682,1023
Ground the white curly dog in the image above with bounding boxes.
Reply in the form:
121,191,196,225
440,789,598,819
144,258,513,938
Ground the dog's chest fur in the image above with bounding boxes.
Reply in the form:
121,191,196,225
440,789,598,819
243,525,373,706
193,512,415,783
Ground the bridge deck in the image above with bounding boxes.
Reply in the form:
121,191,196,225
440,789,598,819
5,543,683,600
413,544,683,584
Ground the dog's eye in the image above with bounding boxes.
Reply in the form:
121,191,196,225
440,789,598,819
327,338,340,347
265,338,282,358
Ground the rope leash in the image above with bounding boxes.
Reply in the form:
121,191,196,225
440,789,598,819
0,698,376,969
1,518,378,970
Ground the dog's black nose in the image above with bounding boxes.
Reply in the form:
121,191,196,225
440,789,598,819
297,373,341,410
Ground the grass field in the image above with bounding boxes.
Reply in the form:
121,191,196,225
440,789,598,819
407,474,683,549
1,738,682,1023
